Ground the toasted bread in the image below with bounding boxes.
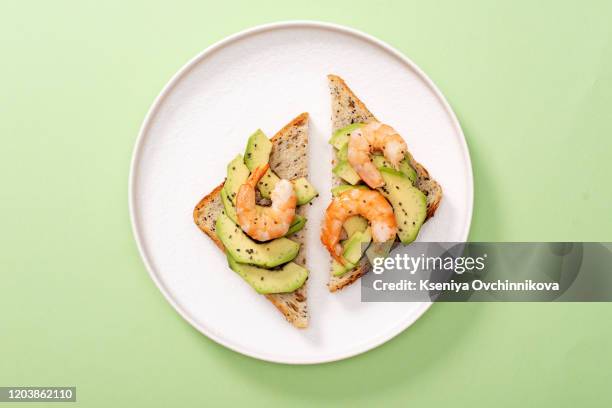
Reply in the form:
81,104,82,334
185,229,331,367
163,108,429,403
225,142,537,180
327,75,443,292
193,113,310,328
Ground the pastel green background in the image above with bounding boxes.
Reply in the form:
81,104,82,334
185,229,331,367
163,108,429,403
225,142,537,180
2,0,611,406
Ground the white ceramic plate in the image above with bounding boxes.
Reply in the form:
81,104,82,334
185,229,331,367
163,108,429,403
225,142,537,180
129,21,473,364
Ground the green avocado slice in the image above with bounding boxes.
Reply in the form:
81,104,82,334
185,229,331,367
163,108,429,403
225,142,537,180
333,161,361,185
377,167,426,244
337,143,349,161
333,228,373,277
227,253,308,294
343,215,368,237
343,228,372,265
331,184,368,197
220,187,238,223
329,123,364,150
244,129,273,171
215,213,299,268
365,240,395,266
286,215,306,236
371,155,417,184
292,178,318,205
225,154,251,204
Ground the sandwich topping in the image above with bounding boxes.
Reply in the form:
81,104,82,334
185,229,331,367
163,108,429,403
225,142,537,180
236,163,297,242
321,188,397,264
324,119,427,269
347,121,408,188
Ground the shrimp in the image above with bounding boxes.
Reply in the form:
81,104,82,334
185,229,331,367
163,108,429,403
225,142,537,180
321,188,397,263
236,163,297,242
347,121,408,188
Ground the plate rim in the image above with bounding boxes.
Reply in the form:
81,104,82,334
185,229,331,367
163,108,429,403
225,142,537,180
128,20,474,365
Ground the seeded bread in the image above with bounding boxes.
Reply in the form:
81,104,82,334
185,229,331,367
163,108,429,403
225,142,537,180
327,75,443,292
193,113,310,328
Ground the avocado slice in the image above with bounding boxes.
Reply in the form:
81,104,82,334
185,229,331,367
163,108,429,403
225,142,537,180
343,215,368,237
371,155,417,183
244,129,273,171
256,169,281,198
344,228,372,264
215,213,300,267
227,253,308,294
377,167,427,244
221,187,238,223
286,215,306,236
337,143,349,161
329,123,364,150
292,178,318,205
332,259,352,276
333,228,373,276
331,184,369,197
365,240,395,265
333,161,361,185
225,155,251,203
242,130,281,199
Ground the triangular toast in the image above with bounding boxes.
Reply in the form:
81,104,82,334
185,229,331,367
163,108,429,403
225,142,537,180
193,113,310,328
327,75,443,292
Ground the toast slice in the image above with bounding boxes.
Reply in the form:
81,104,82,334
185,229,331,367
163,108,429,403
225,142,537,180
193,113,310,328
327,75,443,292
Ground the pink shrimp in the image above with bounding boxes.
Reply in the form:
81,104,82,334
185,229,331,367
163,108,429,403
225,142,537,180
321,188,397,264
236,164,297,241
347,121,408,188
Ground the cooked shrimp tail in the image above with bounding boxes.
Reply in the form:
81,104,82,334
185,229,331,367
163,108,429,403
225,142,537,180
247,163,270,187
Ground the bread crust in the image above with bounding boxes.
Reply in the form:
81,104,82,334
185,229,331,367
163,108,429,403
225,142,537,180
193,113,310,328
193,182,226,251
